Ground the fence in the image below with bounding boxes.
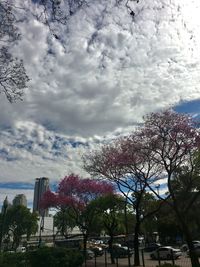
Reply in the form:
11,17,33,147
82,249,193,267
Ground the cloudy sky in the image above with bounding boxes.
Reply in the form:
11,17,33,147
1,0,200,208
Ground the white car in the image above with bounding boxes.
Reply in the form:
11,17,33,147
181,241,200,252
150,246,182,260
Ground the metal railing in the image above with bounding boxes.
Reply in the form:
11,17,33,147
83,248,193,267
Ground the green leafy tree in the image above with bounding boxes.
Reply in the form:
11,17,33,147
156,202,182,245
89,194,126,263
54,208,76,238
138,192,160,243
3,205,38,249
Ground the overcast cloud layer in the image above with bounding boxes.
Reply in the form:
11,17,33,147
1,0,200,205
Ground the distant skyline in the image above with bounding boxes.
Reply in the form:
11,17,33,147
1,0,200,207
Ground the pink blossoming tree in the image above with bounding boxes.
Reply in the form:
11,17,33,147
139,110,200,267
84,110,200,267
40,174,115,258
83,133,163,266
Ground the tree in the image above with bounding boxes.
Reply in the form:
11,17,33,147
32,0,140,36
2,205,38,250
41,174,115,261
90,194,126,264
156,201,182,245
54,209,76,238
83,134,163,266
139,110,200,267
0,0,141,102
0,1,29,102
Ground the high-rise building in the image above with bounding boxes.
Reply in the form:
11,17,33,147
13,194,27,207
1,196,11,213
33,177,49,216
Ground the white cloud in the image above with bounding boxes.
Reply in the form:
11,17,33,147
1,0,200,136
1,0,200,203
0,121,95,189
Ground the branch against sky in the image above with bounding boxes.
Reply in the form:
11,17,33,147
139,109,200,267
0,0,139,102
31,0,140,36
83,132,163,266
0,1,29,102
140,110,200,197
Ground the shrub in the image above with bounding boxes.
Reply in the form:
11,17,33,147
27,247,84,267
0,252,27,267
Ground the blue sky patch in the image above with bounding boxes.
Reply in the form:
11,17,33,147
0,182,34,190
174,99,200,114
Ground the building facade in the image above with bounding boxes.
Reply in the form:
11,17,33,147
33,177,49,216
13,194,27,207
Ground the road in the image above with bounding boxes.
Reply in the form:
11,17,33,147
85,252,193,267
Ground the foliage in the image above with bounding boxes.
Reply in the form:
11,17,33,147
0,252,27,267
41,173,115,259
41,175,115,235
41,174,115,210
89,194,128,263
2,206,38,249
83,109,200,267
54,209,76,238
155,201,182,244
140,110,200,267
0,248,83,267
27,247,83,267
90,194,126,234
0,1,29,102
83,132,163,266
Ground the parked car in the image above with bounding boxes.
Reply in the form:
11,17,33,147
150,246,182,260
181,240,200,252
90,246,104,256
111,243,134,258
122,240,135,249
144,243,162,252
187,244,200,257
81,249,95,259
92,239,104,245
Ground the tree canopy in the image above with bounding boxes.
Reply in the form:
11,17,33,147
41,173,115,260
1,205,38,250
83,109,200,267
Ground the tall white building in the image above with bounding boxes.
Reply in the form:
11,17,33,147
33,177,49,216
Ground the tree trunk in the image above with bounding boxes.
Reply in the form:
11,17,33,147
173,203,200,267
134,221,140,266
181,222,200,267
108,235,115,264
83,232,88,267
124,203,131,267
